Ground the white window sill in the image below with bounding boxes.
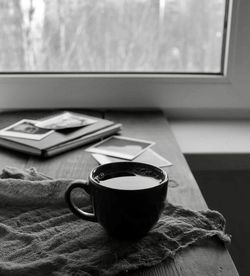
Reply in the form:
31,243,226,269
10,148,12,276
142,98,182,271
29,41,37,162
170,120,250,154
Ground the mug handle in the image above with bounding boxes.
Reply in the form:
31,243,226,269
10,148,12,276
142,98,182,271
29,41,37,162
65,180,97,222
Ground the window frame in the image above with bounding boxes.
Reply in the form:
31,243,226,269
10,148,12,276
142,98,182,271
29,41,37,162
0,0,244,117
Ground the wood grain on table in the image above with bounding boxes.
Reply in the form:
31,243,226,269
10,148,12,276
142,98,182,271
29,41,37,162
0,110,238,276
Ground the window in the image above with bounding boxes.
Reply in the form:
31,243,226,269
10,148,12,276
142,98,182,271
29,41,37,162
0,0,242,112
1,0,228,74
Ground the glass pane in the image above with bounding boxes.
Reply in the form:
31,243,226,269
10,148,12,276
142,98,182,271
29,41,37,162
0,0,227,73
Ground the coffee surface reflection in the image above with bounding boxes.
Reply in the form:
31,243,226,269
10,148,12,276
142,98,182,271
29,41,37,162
99,174,160,190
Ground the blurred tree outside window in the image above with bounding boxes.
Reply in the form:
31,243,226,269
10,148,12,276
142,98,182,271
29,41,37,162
0,0,227,73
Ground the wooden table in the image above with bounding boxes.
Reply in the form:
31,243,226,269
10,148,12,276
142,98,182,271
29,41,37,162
0,110,239,276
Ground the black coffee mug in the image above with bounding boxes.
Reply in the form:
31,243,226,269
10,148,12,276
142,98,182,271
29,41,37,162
65,162,168,239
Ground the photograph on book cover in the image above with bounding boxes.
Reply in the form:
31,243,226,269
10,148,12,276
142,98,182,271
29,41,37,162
0,119,53,140
35,111,97,130
86,135,155,160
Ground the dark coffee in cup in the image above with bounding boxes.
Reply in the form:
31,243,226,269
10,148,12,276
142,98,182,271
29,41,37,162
65,162,168,239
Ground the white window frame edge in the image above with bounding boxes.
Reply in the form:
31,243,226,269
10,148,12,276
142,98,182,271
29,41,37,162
0,0,247,118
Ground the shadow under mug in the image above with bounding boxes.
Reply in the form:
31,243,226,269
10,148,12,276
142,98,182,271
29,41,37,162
65,162,168,239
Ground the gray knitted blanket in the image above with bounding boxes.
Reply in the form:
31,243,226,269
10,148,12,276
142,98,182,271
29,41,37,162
0,167,231,276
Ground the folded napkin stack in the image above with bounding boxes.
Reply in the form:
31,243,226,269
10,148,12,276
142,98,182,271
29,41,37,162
0,167,230,276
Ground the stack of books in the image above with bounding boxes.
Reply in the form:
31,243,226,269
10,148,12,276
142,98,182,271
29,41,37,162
0,111,122,158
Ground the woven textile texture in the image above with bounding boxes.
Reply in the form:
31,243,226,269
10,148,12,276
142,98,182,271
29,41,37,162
0,167,231,276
